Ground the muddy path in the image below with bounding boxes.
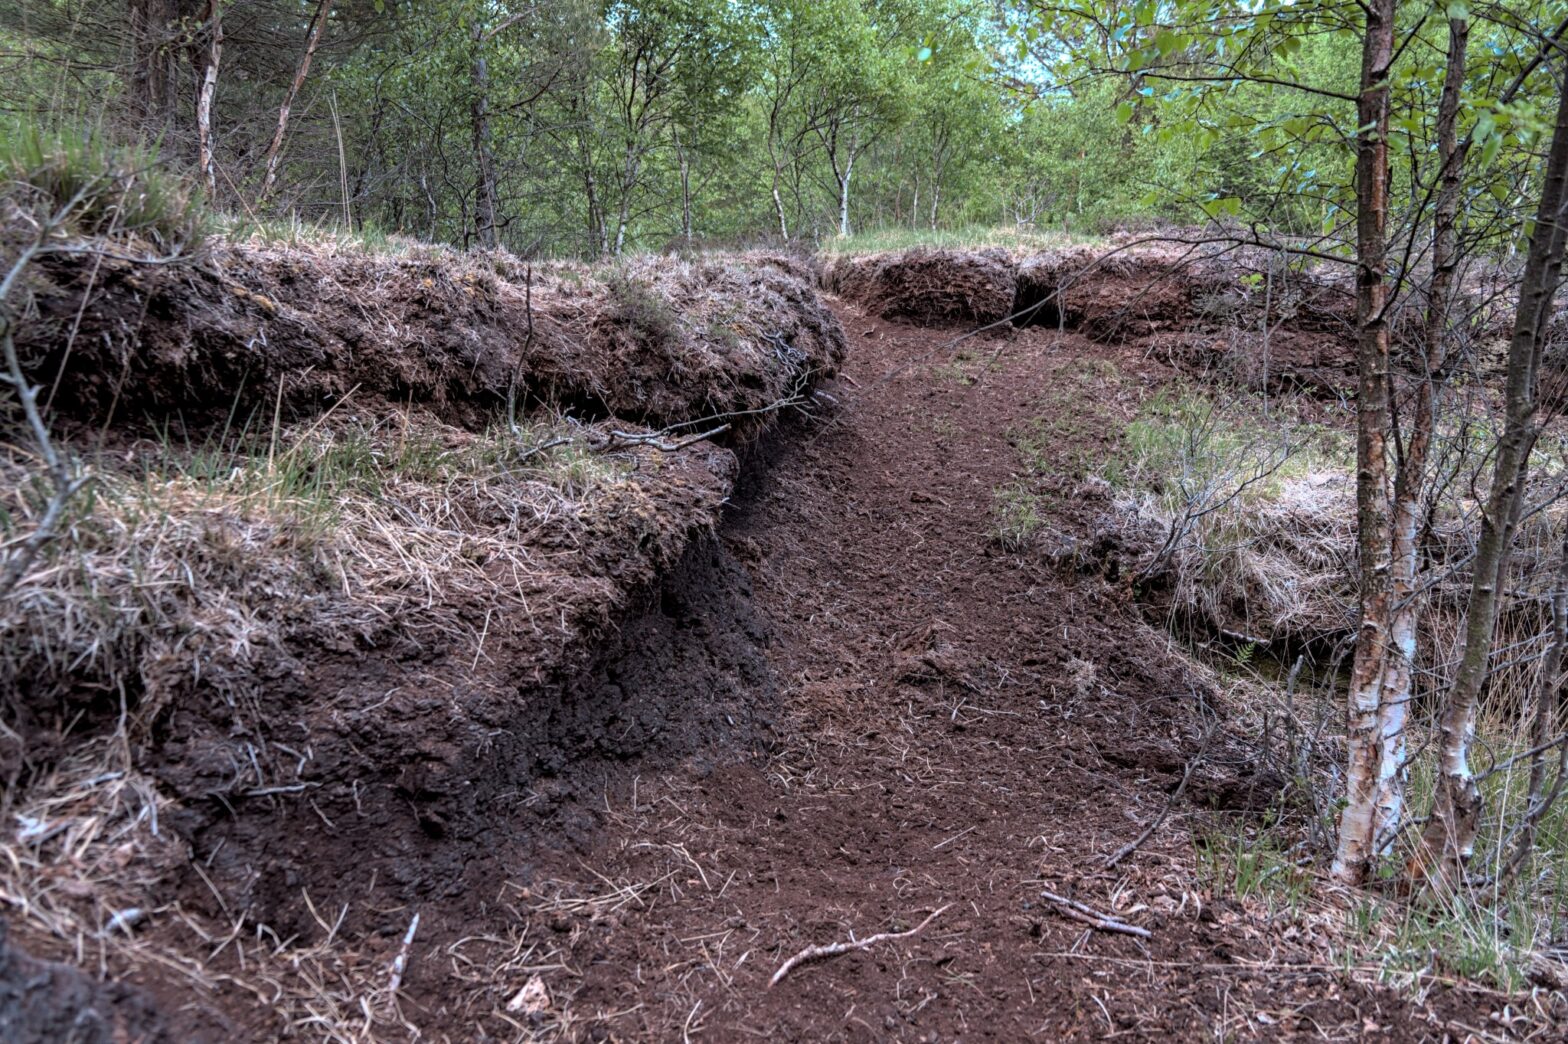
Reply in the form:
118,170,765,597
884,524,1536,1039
511,305,1498,1042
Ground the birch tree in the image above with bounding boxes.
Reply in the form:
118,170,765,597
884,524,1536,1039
801,0,911,237
195,0,223,196
1018,0,1568,888
1415,64,1568,887
258,0,334,203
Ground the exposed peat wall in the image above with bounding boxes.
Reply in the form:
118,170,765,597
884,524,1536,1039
0,236,844,1040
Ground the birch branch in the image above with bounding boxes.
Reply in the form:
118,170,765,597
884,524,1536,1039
1039,890,1152,939
769,905,948,987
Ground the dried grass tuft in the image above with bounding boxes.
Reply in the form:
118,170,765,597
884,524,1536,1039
1,411,737,762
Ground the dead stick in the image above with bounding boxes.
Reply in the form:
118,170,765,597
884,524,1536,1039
769,905,949,987
386,910,420,998
601,422,732,453
1039,890,1151,939
1102,725,1215,870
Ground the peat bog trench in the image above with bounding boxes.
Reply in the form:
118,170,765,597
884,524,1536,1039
559,307,1236,1040
561,301,1454,1041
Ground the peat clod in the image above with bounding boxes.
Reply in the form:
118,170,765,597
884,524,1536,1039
823,247,1017,326
0,920,173,1044
16,243,845,436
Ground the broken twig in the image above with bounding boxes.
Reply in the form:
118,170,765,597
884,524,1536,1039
1039,890,1151,939
769,904,949,987
1101,722,1215,870
386,910,420,998
598,422,732,453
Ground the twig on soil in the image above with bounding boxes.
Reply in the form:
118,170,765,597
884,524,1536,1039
1101,722,1217,870
1039,890,1152,939
768,904,949,987
597,422,732,453
0,191,104,598
516,434,573,461
386,910,420,999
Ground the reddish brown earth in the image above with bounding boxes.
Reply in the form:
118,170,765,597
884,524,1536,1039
7,278,1556,1042
462,305,1548,1042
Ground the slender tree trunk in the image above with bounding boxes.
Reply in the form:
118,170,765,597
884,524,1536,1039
930,136,949,231
584,158,605,258
837,149,855,238
1331,0,1399,886
614,145,639,256
771,175,789,240
195,0,223,196
470,25,500,250
259,0,333,203
129,0,187,136
614,168,632,256
329,87,350,228
1418,69,1568,886
1383,15,1468,881
676,127,693,247
420,168,437,240
766,98,791,241
769,137,789,240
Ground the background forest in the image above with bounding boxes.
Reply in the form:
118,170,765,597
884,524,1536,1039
4,1,1562,267
2,0,1232,254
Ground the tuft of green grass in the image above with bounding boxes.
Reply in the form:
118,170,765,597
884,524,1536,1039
2,121,206,250
990,484,1046,551
163,415,630,531
1103,387,1349,510
221,212,413,255
1345,891,1539,993
1196,820,1313,913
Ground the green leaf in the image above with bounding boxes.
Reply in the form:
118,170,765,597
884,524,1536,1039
1115,101,1135,124
1480,133,1502,167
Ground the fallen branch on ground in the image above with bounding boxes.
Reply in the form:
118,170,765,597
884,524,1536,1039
1039,890,1152,939
1101,719,1217,870
596,422,732,453
768,904,949,987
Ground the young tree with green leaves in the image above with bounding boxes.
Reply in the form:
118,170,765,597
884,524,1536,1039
1014,0,1568,891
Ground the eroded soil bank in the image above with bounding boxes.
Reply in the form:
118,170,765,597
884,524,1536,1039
4,248,1563,1041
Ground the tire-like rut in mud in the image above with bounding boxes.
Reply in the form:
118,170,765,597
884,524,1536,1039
539,306,1471,1042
